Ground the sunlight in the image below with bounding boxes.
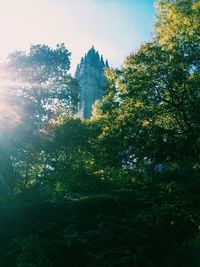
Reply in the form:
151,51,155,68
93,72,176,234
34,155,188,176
0,87,21,133
0,69,21,133
0,0,155,73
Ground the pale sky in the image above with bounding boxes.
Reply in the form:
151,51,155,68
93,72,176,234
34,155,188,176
0,0,155,73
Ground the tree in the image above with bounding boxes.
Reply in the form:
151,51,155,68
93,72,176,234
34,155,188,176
43,117,109,197
0,44,80,197
155,0,200,52
6,43,80,130
92,0,200,176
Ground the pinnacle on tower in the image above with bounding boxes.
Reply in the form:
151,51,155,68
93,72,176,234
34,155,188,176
75,48,109,118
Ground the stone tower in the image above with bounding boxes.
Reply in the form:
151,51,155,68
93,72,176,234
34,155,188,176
75,46,109,118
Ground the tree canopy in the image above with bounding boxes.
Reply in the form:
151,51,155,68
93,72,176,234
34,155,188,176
0,1,199,266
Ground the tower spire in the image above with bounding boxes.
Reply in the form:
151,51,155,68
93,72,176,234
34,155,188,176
75,48,109,118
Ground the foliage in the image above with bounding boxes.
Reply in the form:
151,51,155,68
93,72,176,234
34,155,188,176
0,0,199,266
6,43,79,127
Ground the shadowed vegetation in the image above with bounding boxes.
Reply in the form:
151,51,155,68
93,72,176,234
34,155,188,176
0,0,199,266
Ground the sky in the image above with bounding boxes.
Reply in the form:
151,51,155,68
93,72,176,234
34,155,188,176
0,0,156,73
